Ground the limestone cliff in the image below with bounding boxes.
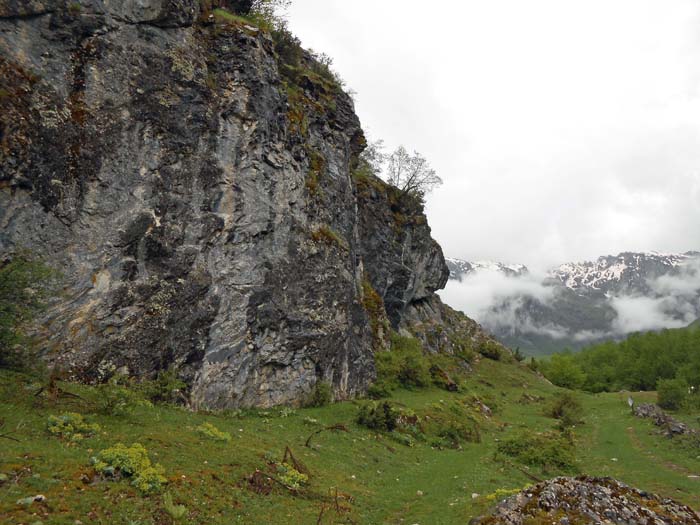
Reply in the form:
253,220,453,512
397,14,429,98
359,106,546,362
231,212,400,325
0,0,501,407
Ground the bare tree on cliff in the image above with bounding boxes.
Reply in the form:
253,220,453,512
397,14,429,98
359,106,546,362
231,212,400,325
385,145,442,199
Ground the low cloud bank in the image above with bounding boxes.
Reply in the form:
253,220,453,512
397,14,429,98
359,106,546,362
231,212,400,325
438,258,700,344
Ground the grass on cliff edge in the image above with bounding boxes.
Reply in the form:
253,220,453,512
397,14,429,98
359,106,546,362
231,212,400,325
1,360,699,525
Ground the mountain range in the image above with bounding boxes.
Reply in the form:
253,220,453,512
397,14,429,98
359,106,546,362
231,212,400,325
443,251,700,355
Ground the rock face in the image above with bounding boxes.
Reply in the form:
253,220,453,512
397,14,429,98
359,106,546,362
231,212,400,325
0,1,486,407
475,476,700,525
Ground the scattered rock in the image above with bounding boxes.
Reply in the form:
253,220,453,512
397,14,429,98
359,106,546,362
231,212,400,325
16,494,46,506
473,476,700,524
634,403,697,437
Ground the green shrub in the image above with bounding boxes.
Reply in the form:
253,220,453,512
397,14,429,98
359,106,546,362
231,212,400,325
306,381,333,407
420,400,482,448
196,422,232,442
541,354,586,390
389,431,415,447
545,392,584,427
97,381,152,416
657,378,688,410
356,401,399,432
375,335,431,391
496,431,577,472
271,21,303,71
311,226,348,251
366,381,392,399
47,413,100,441
477,340,503,361
92,443,167,494
138,368,186,404
0,252,55,371
276,462,308,489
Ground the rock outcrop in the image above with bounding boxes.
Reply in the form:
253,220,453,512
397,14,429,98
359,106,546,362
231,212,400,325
475,476,700,525
0,1,500,407
634,403,697,437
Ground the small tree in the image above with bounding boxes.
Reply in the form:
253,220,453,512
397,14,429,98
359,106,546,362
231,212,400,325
385,145,442,199
358,138,386,176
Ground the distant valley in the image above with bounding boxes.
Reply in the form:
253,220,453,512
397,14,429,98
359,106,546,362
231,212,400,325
441,251,700,355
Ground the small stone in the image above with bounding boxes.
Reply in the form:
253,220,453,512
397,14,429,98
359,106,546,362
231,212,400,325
416,490,423,497
16,494,45,506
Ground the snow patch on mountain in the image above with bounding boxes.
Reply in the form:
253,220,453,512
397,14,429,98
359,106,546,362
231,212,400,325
441,251,700,354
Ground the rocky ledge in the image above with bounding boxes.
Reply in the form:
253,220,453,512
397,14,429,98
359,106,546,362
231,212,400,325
474,476,700,525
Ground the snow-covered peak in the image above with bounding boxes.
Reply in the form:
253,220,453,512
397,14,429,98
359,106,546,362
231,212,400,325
550,251,699,292
445,257,528,280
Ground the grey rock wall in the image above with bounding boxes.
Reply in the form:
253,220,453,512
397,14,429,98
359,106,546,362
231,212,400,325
0,0,493,407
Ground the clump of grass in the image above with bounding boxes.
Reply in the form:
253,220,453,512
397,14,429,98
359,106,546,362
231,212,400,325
212,8,255,26
305,149,325,196
92,443,167,494
311,225,348,251
163,493,187,521
196,422,232,442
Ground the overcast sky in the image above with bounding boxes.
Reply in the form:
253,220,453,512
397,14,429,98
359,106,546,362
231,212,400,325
286,0,700,268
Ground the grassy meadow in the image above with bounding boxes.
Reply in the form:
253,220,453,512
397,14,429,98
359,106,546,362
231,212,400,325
1,358,699,524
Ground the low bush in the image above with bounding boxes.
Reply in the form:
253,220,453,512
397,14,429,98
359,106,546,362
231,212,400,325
138,368,186,404
421,400,481,448
496,431,577,472
356,401,399,432
92,443,167,494
47,413,100,441
375,334,431,391
97,381,152,416
276,462,308,489
366,381,392,399
196,422,232,442
657,378,688,410
477,340,504,361
545,392,584,427
306,381,332,407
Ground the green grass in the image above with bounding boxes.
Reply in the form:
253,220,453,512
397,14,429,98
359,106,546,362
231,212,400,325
0,360,698,524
